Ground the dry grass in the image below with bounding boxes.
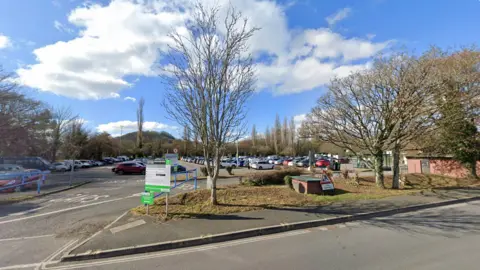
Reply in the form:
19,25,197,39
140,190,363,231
132,182,413,220
355,173,479,190
133,172,480,221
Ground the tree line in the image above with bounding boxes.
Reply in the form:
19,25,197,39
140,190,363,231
302,48,480,188
0,67,181,161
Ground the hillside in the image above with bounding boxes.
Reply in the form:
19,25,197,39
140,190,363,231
118,131,175,142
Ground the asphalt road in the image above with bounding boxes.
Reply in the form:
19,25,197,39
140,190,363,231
43,200,480,270
0,162,238,270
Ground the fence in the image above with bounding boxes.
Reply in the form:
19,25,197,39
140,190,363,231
0,170,50,194
154,168,198,199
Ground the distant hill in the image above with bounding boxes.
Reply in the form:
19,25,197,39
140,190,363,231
118,131,175,142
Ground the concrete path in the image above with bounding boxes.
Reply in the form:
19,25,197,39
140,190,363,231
44,200,480,269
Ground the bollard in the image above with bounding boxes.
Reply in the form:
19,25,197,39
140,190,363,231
194,169,197,190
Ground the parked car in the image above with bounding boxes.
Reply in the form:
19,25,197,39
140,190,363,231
251,161,275,170
112,162,146,175
288,159,301,166
296,159,310,167
274,159,284,165
0,156,54,171
0,164,43,192
94,161,104,166
52,162,69,172
283,159,292,166
315,159,331,168
220,159,237,168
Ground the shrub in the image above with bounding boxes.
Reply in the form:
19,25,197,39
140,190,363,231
341,169,349,179
242,168,302,186
200,166,209,176
284,175,293,189
226,166,234,175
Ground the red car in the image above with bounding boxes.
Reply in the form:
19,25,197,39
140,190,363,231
315,159,331,168
283,159,292,166
112,162,146,175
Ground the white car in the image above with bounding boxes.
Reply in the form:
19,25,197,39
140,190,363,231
52,162,69,172
220,159,237,168
94,161,104,166
251,161,275,170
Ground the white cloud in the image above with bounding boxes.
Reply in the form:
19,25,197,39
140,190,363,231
293,114,306,128
97,120,178,137
110,92,120,98
0,34,11,49
124,96,136,102
17,0,392,99
54,20,74,33
326,7,351,27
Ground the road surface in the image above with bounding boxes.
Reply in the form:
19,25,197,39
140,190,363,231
0,162,237,270
45,200,480,270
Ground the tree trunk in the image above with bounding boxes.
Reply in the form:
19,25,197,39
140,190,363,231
374,150,385,188
211,152,221,205
469,160,478,179
392,142,401,189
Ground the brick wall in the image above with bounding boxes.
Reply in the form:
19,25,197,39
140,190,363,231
407,158,480,178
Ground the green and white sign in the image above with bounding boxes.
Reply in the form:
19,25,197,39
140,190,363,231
145,163,171,192
141,192,154,205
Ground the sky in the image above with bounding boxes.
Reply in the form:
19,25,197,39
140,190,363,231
0,0,478,138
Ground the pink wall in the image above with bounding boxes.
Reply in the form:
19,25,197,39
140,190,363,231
407,159,421,173
407,158,480,178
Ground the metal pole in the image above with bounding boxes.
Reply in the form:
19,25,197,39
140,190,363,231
146,204,149,215
165,193,169,217
236,141,239,167
69,160,74,186
194,169,197,190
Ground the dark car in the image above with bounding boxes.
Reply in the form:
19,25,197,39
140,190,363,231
0,156,54,171
172,165,187,173
112,162,146,175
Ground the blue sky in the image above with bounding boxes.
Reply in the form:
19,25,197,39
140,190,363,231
0,0,478,138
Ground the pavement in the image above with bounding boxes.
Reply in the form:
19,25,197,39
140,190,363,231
0,162,238,270
40,199,480,269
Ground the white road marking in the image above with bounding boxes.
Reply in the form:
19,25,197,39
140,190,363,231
0,195,136,225
318,227,328,231
3,204,52,217
0,263,41,270
36,239,78,270
0,234,55,242
45,230,308,270
110,219,146,234
49,194,110,204
104,210,129,230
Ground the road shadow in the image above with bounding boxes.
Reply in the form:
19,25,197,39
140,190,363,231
0,201,44,217
363,204,480,237
166,212,264,221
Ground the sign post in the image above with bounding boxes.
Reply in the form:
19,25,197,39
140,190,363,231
143,159,171,215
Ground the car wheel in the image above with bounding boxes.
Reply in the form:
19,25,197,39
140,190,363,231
61,168,66,172
259,166,262,170
231,165,236,169
117,170,124,175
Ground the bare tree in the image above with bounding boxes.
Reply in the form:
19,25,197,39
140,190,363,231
182,125,191,155
265,126,271,149
50,106,77,162
281,116,288,151
136,97,145,150
251,124,257,154
162,4,258,204
289,116,296,156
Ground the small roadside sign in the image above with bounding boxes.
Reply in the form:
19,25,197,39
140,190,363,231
173,148,178,154
141,192,154,205
320,174,335,191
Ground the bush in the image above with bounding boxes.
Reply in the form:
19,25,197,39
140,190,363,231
341,169,349,179
284,175,293,189
200,166,209,176
242,168,302,186
226,166,234,175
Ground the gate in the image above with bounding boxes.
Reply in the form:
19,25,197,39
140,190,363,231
421,159,430,174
